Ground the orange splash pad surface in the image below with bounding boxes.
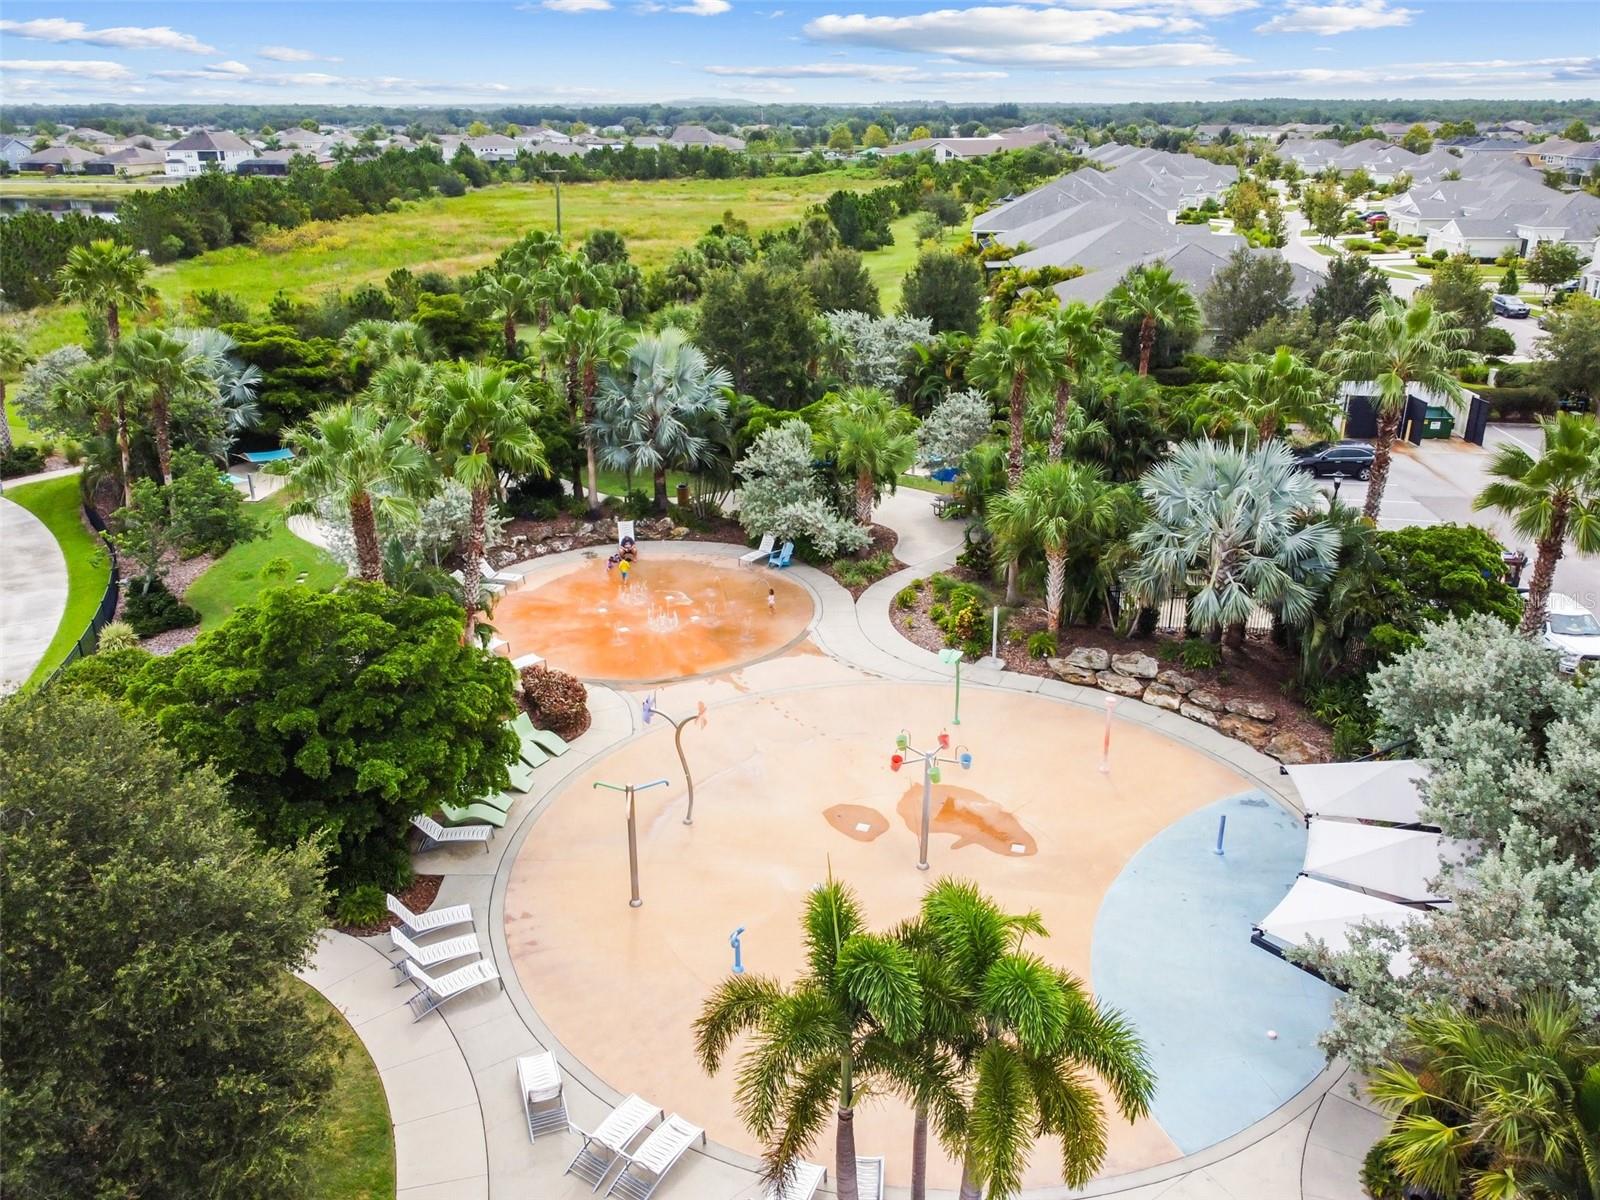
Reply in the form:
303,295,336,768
493,553,813,683
505,682,1256,1190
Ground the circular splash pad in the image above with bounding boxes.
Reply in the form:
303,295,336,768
504,682,1317,1190
493,552,813,683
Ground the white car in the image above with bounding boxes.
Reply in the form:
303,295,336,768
1540,592,1600,673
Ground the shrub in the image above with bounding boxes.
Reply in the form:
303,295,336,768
896,585,918,609
521,665,588,735
1432,248,1449,262
1177,638,1222,670
1478,385,1559,421
123,580,200,638
95,620,139,653
1475,326,1516,357
620,488,653,519
1493,361,1535,387
334,883,389,928
1359,1143,1404,1200
834,550,896,588
1027,630,1057,659
955,532,993,576
1412,256,1439,271
0,444,46,478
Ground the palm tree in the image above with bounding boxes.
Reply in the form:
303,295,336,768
276,404,432,582
1043,303,1113,461
907,879,1155,1200
170,327,263,440
426,365,548,622
55,238,152,346
1202,347,1338,444
339,319,431,378
820,387,919,527
1129,440,1339,649
531,255,617,334
364,357,439,422
1369,992,1600,1200
1326,295,1474,522
1105,263,1200,376
0,331,33,455
592,328,730,515
1473,411,1600,634
988,461,1124,634
694,877,923,1200
472,270,537,358
116,329,216,484
541,306,631,513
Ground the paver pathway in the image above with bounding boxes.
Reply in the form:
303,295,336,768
0,495,70,689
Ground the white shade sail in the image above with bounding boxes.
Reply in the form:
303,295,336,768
1302,821,1459,904
1256,877,1420,977
1285,759,1430,825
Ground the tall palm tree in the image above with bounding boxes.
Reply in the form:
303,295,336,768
820,387,919,527
339,319,431,378
969,316,1058,603
364,357,439,422
694,877,923,1200
988,461,1124,634
1473,411,1600,634
55,238,152,346
531,255,618,334
425,365,548,622
592,328,730,515
275,404,432,582
0,331,33,456
1129,440,1339,649
1043,303,1113,461
115,329,216,484
1202,346,1338,444
1326,295,1474,522
1104,263,1200,376
472,269,537,358
908,879,1155,1200
1369,992,1600,1200
541,306,632,514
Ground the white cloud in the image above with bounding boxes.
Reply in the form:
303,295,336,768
153,61,255,81
0,57,133,80
1215,56,1600,89
259,45,343,63
706,61,1008,81
674,0,732,12
0,17,215,54
541,0,615,10
1255,0,1414,35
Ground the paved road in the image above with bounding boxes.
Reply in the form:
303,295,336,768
0,496,69,690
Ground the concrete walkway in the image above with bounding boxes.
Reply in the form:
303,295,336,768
320,522,1375,1199
0,495,70,690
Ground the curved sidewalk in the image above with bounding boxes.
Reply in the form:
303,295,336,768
0,495,70,690
323,529,1376,1199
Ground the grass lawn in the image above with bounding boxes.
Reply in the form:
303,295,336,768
1308,243,1340,257
6,397,43,448
861,214,966,311
0,174,178,197
291,978,395,1200
6,474,111,687
593,466,694,502
185,492,344,629
896,471,955,494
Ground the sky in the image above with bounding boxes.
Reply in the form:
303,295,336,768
0,1,1596,108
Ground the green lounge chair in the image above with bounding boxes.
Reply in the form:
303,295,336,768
506,758,536,793
439,800,508,829
527,726,571,757
510,714,552,766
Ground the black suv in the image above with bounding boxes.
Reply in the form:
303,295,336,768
1293,441,1375,480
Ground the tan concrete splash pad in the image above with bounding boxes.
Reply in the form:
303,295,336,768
505,681,1257,1190
493,553,813,683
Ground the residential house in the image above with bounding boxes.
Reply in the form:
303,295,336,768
0,135,33,169
464,134,520,162
886,126,1061,162
235,148,335,176
1536,139,1600,179
164,130,255,176
667,125,745,151
18,145,97,173
86,145,168,176
1428,190,1600,259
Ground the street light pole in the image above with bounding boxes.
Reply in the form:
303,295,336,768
890,729,973,871
544,168,566,239
593,778,669,907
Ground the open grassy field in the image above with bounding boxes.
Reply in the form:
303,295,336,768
1,174,178,198
185,491,345,630
6,473,111,687
862,212,966,310
292,978,395,1200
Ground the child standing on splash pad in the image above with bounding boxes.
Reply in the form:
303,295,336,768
618,557,632,586
767,587,776,614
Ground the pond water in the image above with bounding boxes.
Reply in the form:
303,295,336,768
0,196,121,219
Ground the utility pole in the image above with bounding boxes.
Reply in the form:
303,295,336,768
543,168,566,240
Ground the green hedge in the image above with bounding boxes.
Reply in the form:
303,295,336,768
1476,385,1559,421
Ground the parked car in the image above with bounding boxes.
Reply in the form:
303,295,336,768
1551,278,1580,294
1492,294,1531,318
1540,592,1600,674
1292,441,1375,480
1557,394,1593,414
1361,211,1387,225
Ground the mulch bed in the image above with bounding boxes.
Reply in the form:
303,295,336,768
115,550,218,656
333,874,443,938
819,524,906,599
890,569,1333,759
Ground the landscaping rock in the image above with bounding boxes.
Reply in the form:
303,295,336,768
669,525,691,539
1110,651,1159,679
1219,713,1273,750
1225,697,1278,722
1187,688,1226,712
579,522,595,536
1155,669,1198,694
1062,646,1110,671
1096,670,1145,698
1179,702,1221,728
1141,684,1182,711
1046,658,1100,687
1267,730,1319,765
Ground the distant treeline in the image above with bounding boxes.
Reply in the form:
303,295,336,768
5,99,1598,138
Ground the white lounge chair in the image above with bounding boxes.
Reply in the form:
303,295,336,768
517,1051,569,1141
740,532,776,567
388,928,480,981
400,958,501,1021
480,559,521,591
566,1093,662,1190
410,813,492,853
763,1161,826,1200
386,892,474,938
450,567,505,597
616,519,636,547
605,1114,705,1200
855,1155,885,1200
